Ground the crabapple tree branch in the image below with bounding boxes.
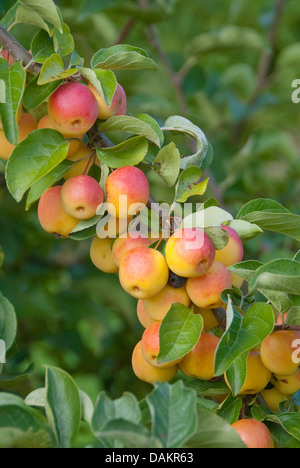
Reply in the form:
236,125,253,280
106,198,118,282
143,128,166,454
0,25,41,74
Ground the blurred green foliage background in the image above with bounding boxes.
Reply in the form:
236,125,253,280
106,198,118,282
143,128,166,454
0,0,300,422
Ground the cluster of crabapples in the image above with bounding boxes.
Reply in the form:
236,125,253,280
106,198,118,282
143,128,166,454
1,51,299,449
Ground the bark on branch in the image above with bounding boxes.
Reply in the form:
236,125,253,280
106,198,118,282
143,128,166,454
0,25,41,74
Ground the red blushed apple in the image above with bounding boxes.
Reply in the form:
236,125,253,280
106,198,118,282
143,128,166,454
105,166,150,219
165,228,216,278
0,113,37,160
88,83,127,120
215,225,244,267
38,186,79,238
231,419,275,449
119,247,169,299
112,233,151,267
61,175,104,220
186,261,232,309
37,115,83,157
48,82,99,137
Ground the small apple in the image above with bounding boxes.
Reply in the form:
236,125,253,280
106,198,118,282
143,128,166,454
88,83,127,120
48,82,99,137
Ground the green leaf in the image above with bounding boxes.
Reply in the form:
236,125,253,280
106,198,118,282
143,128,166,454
92,392,141,435
250,259,300,295
182,206,233,229
163,116,208,169
146,381,198,448
53,23,75,57
0,292,17,352
176,166,209,202
45,366,81,448
25,388,46,408
157,304,203,365
26,159,75,210
78,67,117,106
69,225,98,241
23,75,61,110
0,393,47,433
185,409,246,448
92,391,142,447
19,0,63,32
287,307,300,326
226,219,263,242
241,212,300,242
0,427,52,448
237,198,290,219
0,2,19,29
95,419,160,448
205,226,229,250
183,379,229,396
31,30,55,64
229,261,292,313
137,113,164,147
0,363,34,390
96,136,148,169
0,59,25,145
91,44,158,71
15,4,51,34
6,129,70,202
216,393,243,424
224,352,248,397
38,54,77,85
153,142,180,187
97,115,163,147
237,199,300,242
214,298,274,376
252,407,300,442
229,260,263,283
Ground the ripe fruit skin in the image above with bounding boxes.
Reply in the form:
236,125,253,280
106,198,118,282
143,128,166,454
260,330,300,376
132,341,178,384
143,284,190,322
141,322,182,368
64,143,95,180
194,307,219,332
0,113,37,160
231,419,275,449
112,233,151,267
37,115,83,157
225,350,272,395
90,236,118,274
165,228,216,278
88,83,127,120
97,215,133,239
61,175,104,220
1,49,14,66
119,247,169,299
179,333,220,381
260,387,287,412
137,300,158,328
231,272,244,289
271,370,300,395
186,261,232,309
38,186,79,238
214,225,244,267
105,166,150,218
48,82,98,136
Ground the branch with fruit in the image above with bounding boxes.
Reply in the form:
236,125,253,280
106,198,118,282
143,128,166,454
0,0,299,449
